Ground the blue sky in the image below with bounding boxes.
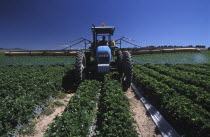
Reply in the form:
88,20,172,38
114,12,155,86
0,0,209,50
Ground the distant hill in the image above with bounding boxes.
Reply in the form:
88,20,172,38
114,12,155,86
0,48,26,53
12,48,26,50
0,48,26,50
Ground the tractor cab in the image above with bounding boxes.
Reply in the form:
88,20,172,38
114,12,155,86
91,26,116,51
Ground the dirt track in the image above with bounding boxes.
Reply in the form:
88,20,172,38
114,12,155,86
18,93,73,137
126,88,162,137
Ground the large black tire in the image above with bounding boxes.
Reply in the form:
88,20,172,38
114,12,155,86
117,50,123,74
122,51,132,91
75,51,86,83
85,52,91,66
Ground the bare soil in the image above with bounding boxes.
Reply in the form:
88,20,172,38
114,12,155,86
18,93,73,137
125,88,162,137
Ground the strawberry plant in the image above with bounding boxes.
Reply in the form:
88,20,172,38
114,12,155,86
135,65,210,111
145,64,210,91
45,80,101,137
133,66,210,136
96,73,138,137
167,64,210,76
0,65,73,136
2,56,74,65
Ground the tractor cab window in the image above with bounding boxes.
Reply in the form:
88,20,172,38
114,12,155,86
98,36,108,46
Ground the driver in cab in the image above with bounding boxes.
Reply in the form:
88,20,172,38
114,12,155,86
99,36,108,45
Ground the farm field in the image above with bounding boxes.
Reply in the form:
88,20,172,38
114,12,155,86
45,76,138,137
0,68,140,136
1,50,210,65
0,65,74,136
133,64,210,136
133,50,210,64
0,53,3,64
0,51,210,136
0,54,75,65
1,0,210,136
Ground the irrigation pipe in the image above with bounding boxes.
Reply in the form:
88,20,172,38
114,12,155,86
131,83,180,137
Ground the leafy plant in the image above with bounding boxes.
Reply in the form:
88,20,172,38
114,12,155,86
45,80,101,137
167,64,210,76
0,65,73,136
133,50,210,64
133,66,210,136
145,64,210,91
1,56,75,65
135,65,210,111
96,73,138,137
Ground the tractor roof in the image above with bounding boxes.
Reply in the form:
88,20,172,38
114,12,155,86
91,26,115,35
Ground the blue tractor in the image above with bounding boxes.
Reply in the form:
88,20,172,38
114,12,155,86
75,25,132,89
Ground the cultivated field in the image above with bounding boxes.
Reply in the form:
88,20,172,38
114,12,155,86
0,55,74,66
0,51,210,137
1,51,210,65
133,64,210,136
133,51,210,64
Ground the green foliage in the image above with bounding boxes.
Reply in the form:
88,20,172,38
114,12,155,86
133,50,210,64
45,80,101,137
57,92,66,99
104,71,120,81
52,101,64,107
1,56,75,65
0,53,4,64
167,64,210,76
97,73,138,137
0,65,73,136
145,64,210,91
41,107,55,116
135,65,210,111
19,120,37,136
133,65,210,136
188,64,210,69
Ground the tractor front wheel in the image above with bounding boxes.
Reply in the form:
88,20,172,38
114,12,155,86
122,51,132,91
75,51,86,84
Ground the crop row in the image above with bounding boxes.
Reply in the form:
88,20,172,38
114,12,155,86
145,64,210,92
187,64,210,69
146,64,210,81
1,56,75,65
133,67,210,136
45,80,101,137
45,72,138,137
135,65,210,112
96,73,138,137
166,64,210,76
133,51,210,64
0,65,72,136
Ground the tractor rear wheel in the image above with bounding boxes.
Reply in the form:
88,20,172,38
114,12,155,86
117,50,123,74
75,51,86,84
122,51,132,91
